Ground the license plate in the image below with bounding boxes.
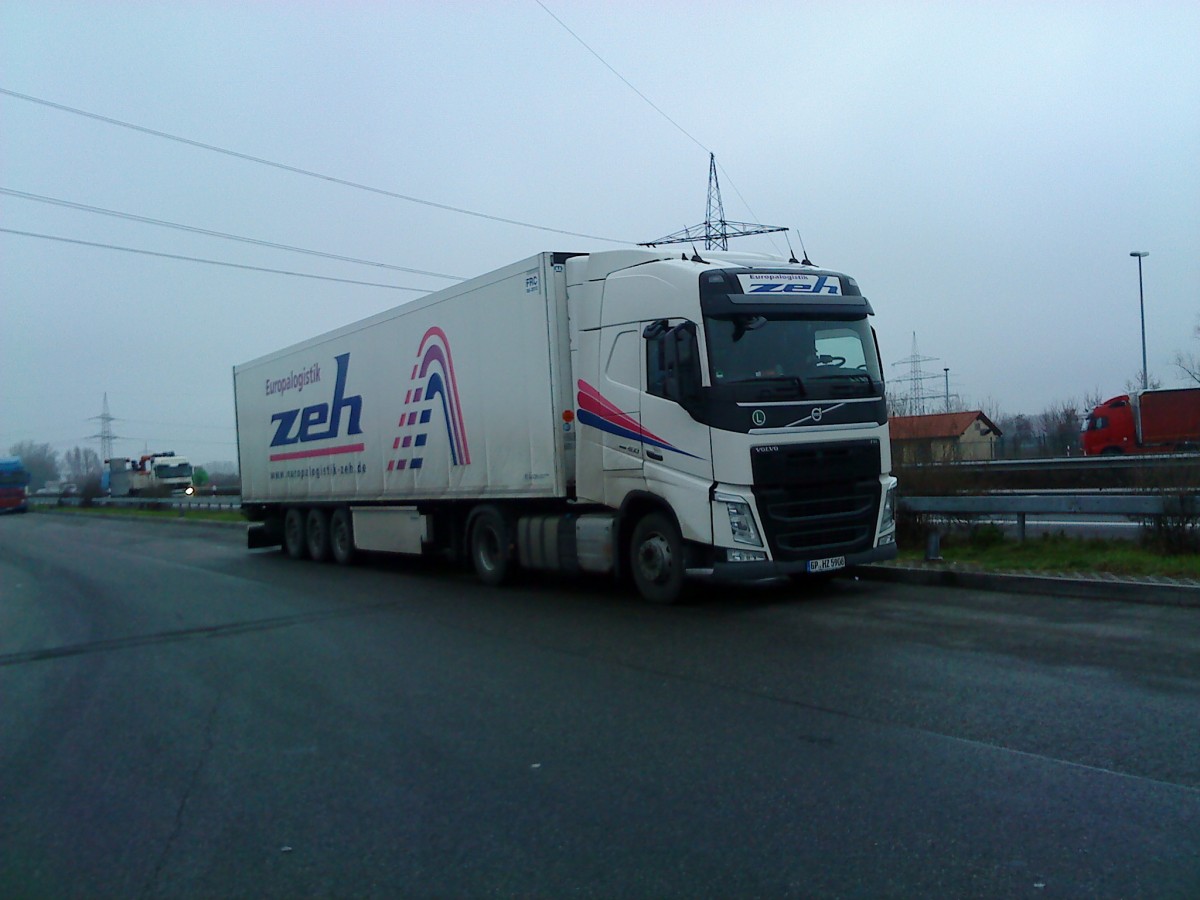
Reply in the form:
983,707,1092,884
807,556,846,574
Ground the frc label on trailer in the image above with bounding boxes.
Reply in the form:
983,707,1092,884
268,353,364,461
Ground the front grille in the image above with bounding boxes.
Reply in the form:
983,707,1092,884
751,440,881,561
753,482,880,559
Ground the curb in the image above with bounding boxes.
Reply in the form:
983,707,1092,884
859,564,1200,608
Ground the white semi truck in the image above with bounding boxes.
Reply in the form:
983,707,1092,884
234,250,897,603
105,452,196,496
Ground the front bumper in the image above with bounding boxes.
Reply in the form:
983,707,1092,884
699,540,897,583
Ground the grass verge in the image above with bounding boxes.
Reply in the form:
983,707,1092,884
899,530,1200,580
33,505,245,525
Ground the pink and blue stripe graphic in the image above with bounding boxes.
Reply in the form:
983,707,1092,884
389,327,471,471
576,380,700,458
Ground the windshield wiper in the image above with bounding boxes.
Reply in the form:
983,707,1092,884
808,371,882,397
721,375,807,399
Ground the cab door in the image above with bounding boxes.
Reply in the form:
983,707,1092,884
639,319,714,542
595,324,645,475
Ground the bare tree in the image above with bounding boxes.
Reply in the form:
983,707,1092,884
1175,316,1200,386
63,446,102,482
969,395,1005,423
8,441,60,491
996,413,1035,458
1124,372,1164,393
1036,399,1083,457
886,390,916,418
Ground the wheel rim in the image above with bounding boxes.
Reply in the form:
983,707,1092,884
637,532,673,584
476,524,500,573
285,511,303,551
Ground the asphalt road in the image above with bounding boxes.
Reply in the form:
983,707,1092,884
2,513,1198,898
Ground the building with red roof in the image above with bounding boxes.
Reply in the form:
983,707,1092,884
889,411,1002,463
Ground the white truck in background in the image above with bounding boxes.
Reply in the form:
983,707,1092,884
234,250,897,603
105,452,196,497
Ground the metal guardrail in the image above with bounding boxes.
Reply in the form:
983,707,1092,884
29,495,242,512
906,452,1200,473
898,453,1200,493
901,492,1198,541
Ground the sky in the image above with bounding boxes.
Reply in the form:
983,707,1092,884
3,1,1198,470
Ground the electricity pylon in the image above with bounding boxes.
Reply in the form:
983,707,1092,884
642,153,788,250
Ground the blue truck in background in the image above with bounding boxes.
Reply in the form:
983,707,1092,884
0,456,31,513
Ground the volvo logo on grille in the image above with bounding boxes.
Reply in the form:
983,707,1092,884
786,402,847,428
752,409,767,427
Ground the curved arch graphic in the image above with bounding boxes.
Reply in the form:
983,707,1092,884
388,326,471,472
576,380,700,459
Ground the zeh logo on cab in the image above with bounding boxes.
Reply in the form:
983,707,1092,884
744,275,840,295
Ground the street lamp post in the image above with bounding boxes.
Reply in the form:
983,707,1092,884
1130,251,1149,390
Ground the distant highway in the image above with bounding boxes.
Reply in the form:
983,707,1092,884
3,514,1198,896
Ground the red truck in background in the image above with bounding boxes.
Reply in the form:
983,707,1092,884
1082,387,1200,455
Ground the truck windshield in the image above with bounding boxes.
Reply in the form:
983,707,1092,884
154,463,193,479
0,469,30,487
703,314,883,400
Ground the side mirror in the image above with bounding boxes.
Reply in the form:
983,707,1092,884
672,323,702,411
646,320,704,416
643,319,669,340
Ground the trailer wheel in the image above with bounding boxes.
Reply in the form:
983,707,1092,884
330,507,356,565
469,506,513,586
283,507,308,560
306,508,331,562
629,512,685,604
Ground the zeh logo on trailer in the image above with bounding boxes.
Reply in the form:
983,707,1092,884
268,353,364,461
388,326,471,472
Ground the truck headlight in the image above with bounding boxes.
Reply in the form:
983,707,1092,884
880,485,896,534
726,548,767,562
715,492,762,546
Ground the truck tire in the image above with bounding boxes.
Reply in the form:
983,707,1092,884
283,507,308,560
469,506,513,586
306,508,331,562
330,507,356,566
629,511,685,604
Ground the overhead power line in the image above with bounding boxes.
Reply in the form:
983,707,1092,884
0,228,431,291
534,4,786,254
0,188,465,280
534,1,709,155
119,418,233,431
0,87,629,245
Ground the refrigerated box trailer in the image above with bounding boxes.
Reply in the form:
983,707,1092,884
234,250,898,602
